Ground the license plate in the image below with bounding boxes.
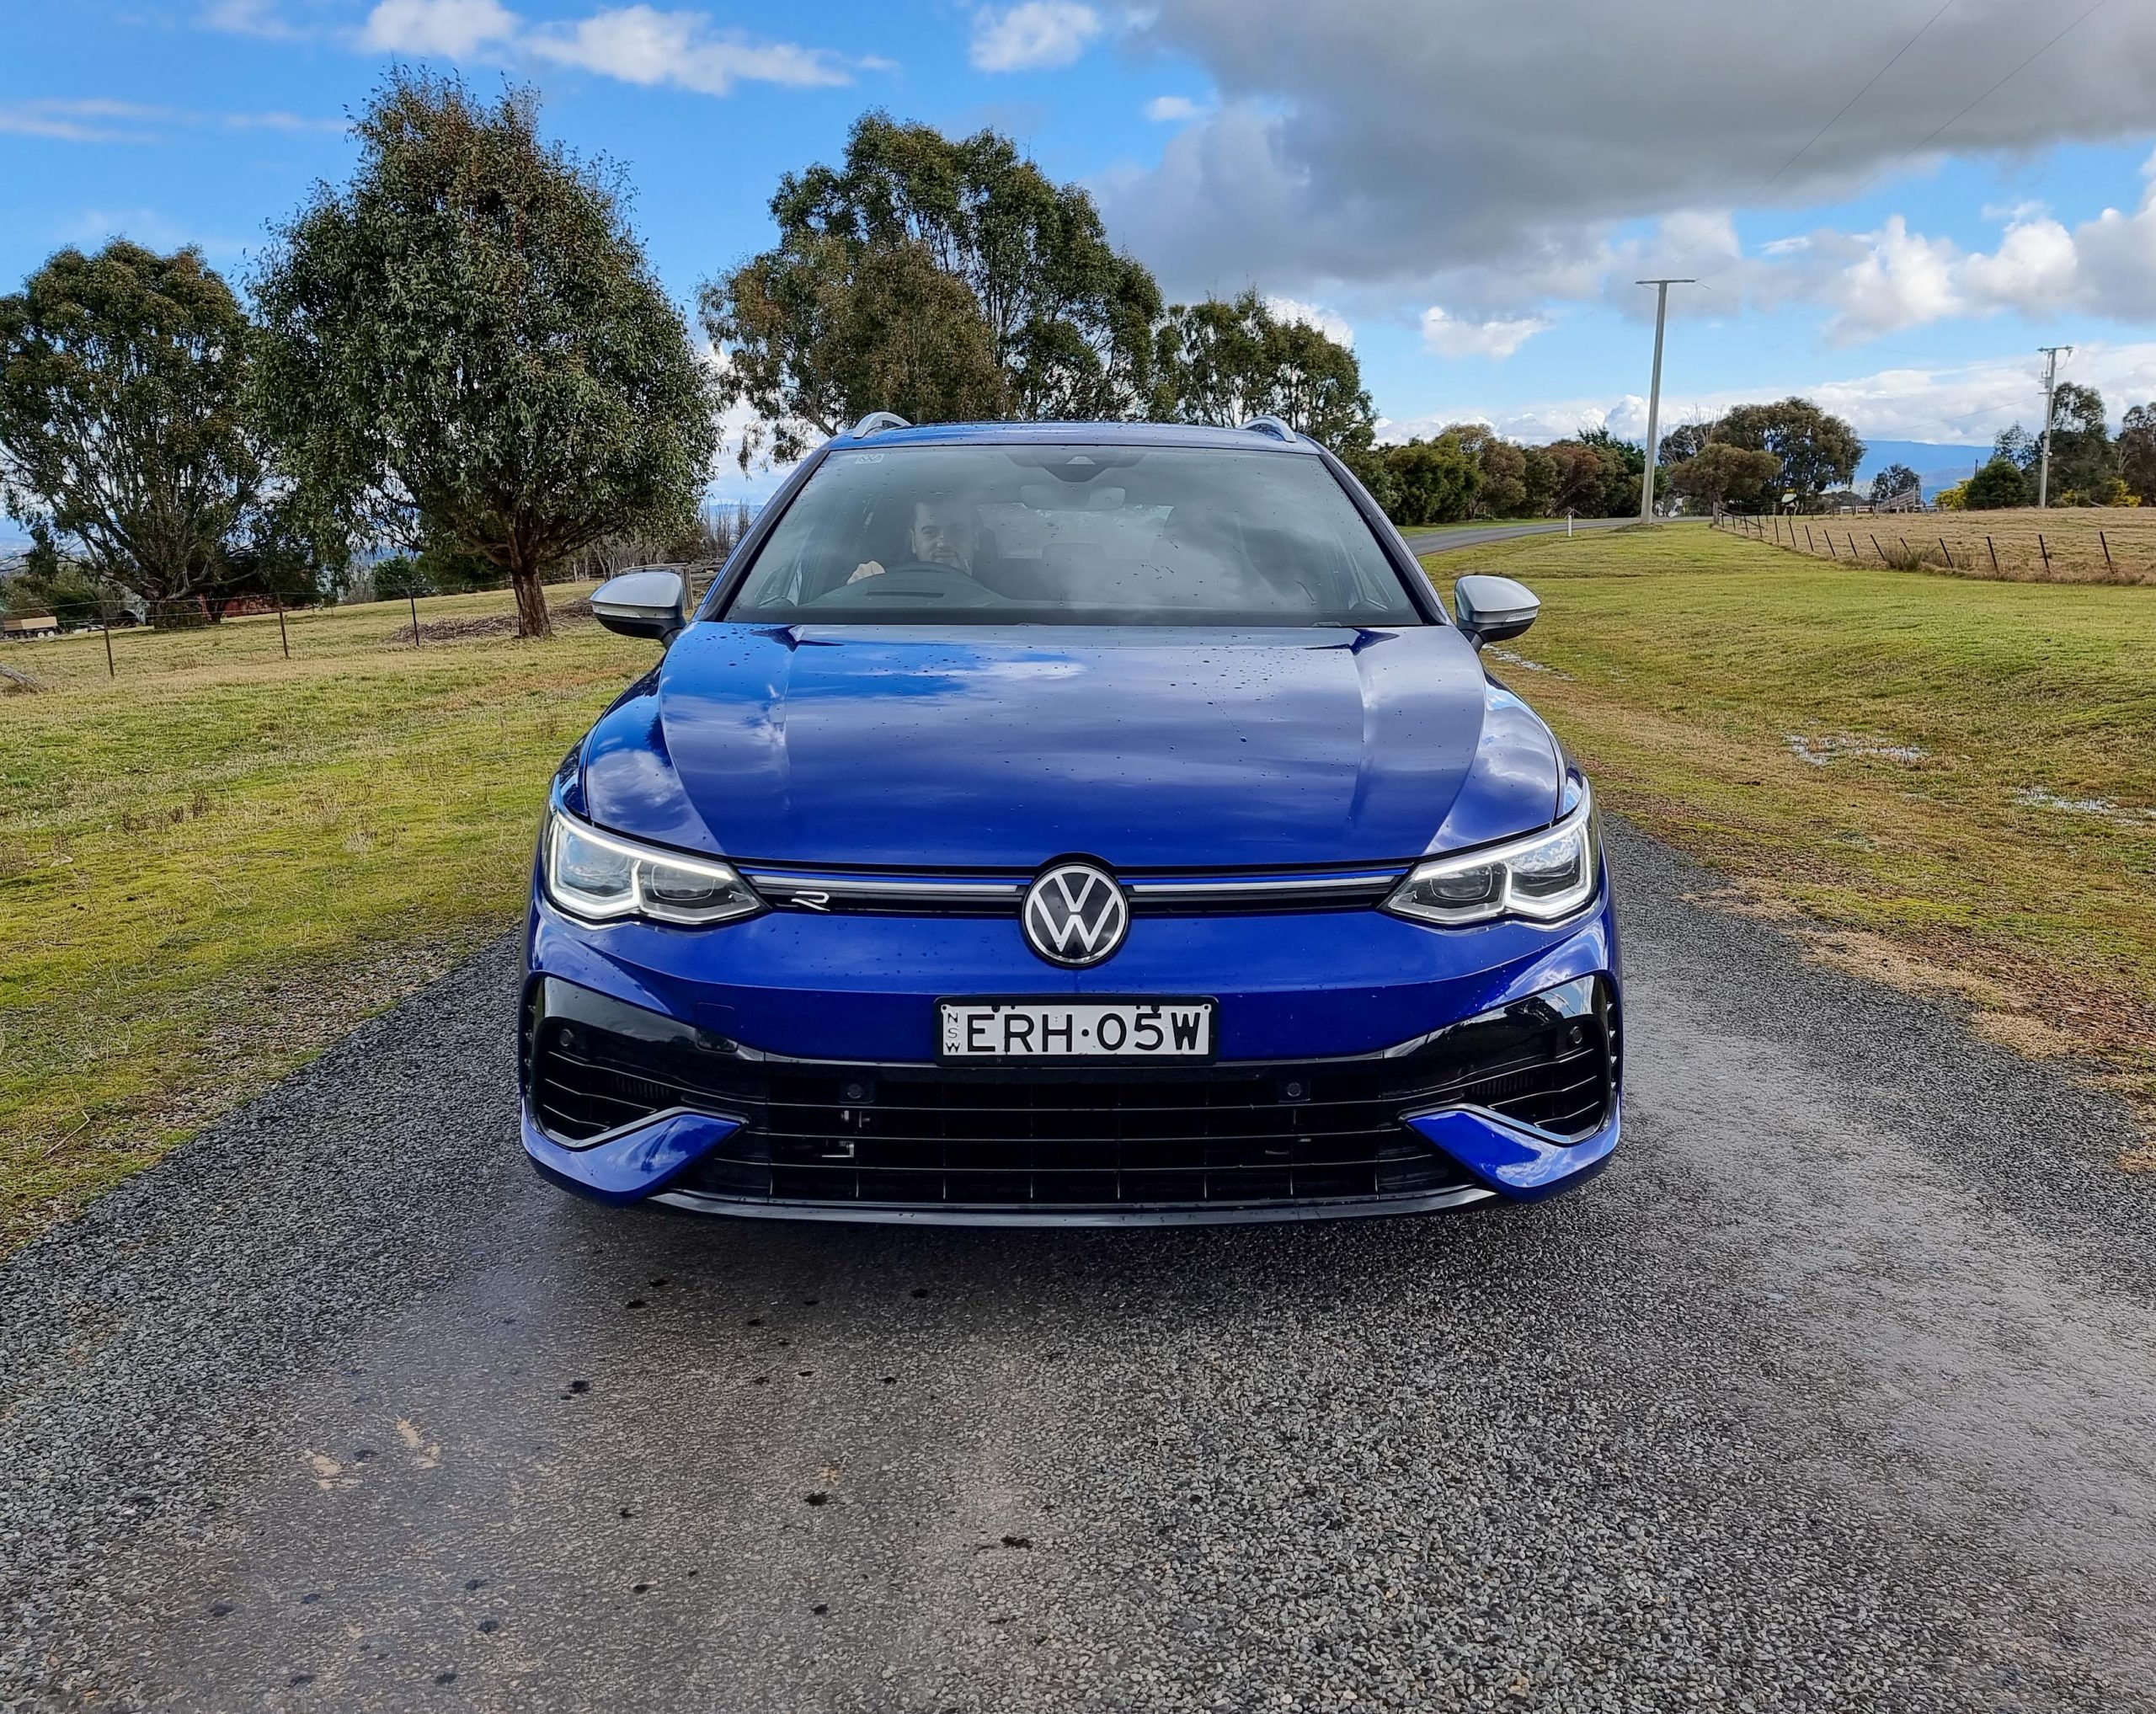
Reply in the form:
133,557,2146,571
938,997,1216,1061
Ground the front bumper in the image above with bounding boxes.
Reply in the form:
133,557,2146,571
520,881,1622,1225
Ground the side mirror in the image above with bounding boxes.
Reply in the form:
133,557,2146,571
1452,574,1540,649
591,568,688,643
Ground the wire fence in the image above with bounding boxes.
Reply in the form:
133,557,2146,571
0,562,729,691
1710,510,2156,586
0,505,758,690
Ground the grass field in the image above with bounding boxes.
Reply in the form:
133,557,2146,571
0,590,653,1247
1724,505,2156,585
3,528,2152,1248
1425,524,2156,1141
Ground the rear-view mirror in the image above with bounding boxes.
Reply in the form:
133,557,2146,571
591,568,688,643
1452,574,1540,649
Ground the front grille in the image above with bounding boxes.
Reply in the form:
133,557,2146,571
522,979,1615,1213
738,868,1405,917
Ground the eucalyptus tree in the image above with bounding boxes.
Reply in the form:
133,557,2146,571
1150,291,1375,452
253,72,715,639
1715,398,1865,507
707,229,1008,467
704,112,1160,464
0,242,271,619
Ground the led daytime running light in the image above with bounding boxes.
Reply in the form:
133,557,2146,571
1383,789,1600,928
544,810,764,927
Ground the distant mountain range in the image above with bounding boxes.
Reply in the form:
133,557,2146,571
1855,441,1993,499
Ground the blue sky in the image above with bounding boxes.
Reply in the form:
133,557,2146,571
8,0,2156,504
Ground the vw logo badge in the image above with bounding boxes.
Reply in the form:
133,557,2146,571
1022,859,1129,967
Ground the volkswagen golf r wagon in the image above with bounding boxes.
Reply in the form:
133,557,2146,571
520,414,1621,1225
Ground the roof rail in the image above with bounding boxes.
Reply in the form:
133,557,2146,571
846,411,913,438
1240,414,1298,442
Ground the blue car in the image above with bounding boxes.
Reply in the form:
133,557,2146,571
520,415,1620,1225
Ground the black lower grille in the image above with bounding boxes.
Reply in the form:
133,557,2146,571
522,977,1615,1213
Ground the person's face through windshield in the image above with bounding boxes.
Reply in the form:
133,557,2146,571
910,499,977,571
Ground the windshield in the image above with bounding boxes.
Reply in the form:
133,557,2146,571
722,444,1422,626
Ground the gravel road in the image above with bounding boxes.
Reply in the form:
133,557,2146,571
5,825,2154,1713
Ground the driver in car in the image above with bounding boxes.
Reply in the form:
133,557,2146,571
850,495,978,584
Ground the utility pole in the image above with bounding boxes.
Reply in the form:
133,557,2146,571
2036,344,2071,509
1636,279,1694,523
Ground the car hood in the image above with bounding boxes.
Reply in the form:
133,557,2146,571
579,623,1562,870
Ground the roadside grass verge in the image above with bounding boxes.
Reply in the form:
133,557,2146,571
0,591,653,1248
1425,526,2156,1144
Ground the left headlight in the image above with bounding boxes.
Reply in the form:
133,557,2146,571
542,809,765,927
1382,788,1600,928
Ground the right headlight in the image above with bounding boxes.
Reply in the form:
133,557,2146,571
1382,788,1600,927
542,809,765,927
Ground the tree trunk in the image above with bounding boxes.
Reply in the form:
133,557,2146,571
511,568,553,640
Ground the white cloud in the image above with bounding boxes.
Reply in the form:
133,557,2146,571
361,0,518,56
352,1,856,96
0,99,165,143
1387,341,2156,451
1421,306,1552,360
1704,184,2156,340
529,8,850,94
0,97,341,144
1102,1,2156,308
1959,213,2078,314
1418,184,2156,350
1145,93,1205,123
2045,184,2156,323
222,110,346,133
970,2,1103,72
1817,215,1962,342
1266,295,1352,346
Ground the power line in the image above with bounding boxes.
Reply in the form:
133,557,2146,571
1850,0,2111,200
1657,0,1964,280
1758,0,1961,197
1684,0,2111,288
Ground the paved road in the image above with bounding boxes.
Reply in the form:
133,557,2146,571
1401,515,1653,554
6,826,2155,1713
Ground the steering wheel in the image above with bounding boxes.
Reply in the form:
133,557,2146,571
809,562,1009,607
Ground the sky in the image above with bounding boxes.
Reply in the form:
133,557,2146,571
7,0,2156,505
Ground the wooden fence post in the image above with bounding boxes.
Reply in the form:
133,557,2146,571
2038,534,2050,574
277,604,291,659
1939,538,1953,569
1871,534,1886,563
2100,531,2114,570
1988,537,1999,574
